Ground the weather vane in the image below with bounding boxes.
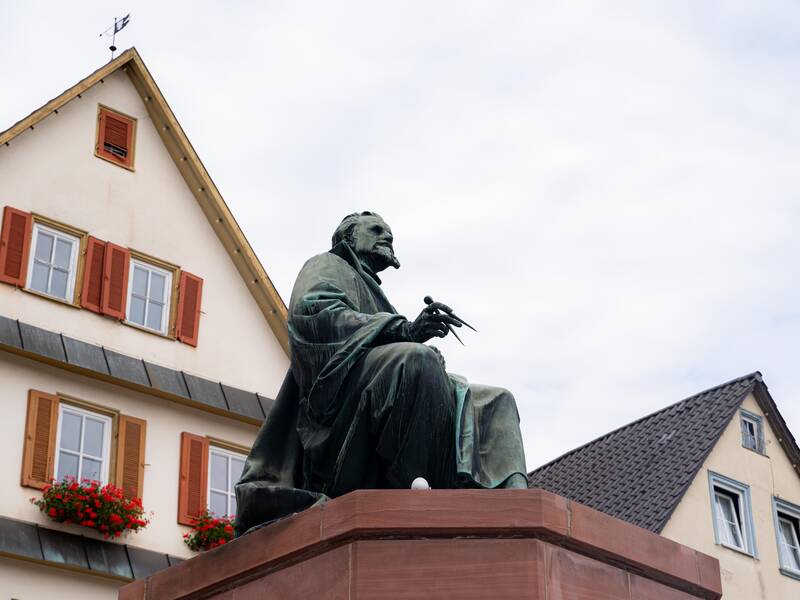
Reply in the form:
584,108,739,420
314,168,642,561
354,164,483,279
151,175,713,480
99,13,131,60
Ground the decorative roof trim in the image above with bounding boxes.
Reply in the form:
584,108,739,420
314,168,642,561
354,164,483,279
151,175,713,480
0,48,289,355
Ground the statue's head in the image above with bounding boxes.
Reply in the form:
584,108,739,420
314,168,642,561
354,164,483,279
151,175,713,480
332,211,400,273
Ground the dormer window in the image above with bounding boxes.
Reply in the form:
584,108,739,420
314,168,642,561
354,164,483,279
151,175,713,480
96,105,136,170
740,409,765,454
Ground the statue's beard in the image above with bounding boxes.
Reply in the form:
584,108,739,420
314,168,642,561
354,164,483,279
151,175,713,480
362,244,400,271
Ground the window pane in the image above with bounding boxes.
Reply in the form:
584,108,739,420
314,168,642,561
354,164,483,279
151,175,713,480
60,411,82,452
50,268,68,299
210,491,227,516
210,452,228,491
230,458,245,488
149,273,165,301
31,262,49,293
83,418,105,458
132,266,148,297
129,296,146,325
779,519,800,570
82,458,102,482
57,451,79,482
54,238,72,269
146,300,163,331
35,232,54,262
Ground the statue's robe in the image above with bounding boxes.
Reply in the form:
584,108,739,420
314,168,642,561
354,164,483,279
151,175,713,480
235,243,527,535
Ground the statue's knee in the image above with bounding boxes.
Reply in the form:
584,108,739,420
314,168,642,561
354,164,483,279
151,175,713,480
392,343,442,377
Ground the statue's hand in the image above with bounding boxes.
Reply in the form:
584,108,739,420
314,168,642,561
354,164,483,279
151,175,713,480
405,302,462,343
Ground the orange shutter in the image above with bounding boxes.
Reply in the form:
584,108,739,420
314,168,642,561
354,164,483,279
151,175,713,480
176,271,203,347
97,108,135,168
178,432,209,525
21,390,60,489
0,206,33,286
100,242,130,319
115,415,147,499
80,236,107,313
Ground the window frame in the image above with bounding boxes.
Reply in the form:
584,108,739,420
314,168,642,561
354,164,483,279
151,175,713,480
95,104,137,171
773,497,800,580
53,402,114,486
125,256,175,336
207,444,247,518
25,219,87,306
740,409,766,455
708,471,758,557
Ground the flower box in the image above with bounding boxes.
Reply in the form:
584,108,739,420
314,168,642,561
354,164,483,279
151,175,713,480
32,478,149,538
183,510,235,551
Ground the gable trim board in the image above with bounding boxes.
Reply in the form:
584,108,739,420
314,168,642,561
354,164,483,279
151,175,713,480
0,47,289,355
527,372,800,534
0,314,272,426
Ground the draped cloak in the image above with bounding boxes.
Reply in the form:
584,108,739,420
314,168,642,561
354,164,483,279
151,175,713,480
234,243,527,535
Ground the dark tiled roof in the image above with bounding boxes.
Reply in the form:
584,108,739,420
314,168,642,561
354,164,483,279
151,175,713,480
0,515,181,580
0,314,272,424
527,373,763,533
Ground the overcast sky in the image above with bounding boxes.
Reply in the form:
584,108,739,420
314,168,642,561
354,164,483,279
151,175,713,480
2,1,799,469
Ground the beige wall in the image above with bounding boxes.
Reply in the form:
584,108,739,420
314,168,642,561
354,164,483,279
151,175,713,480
1,352,258,559
0,556,123,600
0,67,288,396
661,393,800,599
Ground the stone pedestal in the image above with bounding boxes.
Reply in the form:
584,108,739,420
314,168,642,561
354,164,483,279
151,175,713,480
119,489,722,600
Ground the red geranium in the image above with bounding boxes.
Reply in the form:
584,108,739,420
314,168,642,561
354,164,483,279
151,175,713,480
32,477,149,538
183,510,235,552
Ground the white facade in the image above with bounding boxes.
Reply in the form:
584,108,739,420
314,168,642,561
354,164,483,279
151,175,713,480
0,52,289,598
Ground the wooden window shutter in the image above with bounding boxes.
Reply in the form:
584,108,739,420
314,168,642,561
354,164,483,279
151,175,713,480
21,390,60,489
178,432,209,525
0,206,33,286
100,242,130,319
176,271,203,347
80,236,107,313
115,415,147,499
97,107,135,169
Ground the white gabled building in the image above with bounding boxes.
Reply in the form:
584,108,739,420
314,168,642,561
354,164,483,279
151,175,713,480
0,48,289,599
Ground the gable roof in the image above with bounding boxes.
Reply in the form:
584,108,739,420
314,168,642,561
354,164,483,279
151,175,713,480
527,372,800,533
0,48,288,355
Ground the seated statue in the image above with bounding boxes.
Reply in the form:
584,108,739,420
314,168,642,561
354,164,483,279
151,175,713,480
235,211,527,534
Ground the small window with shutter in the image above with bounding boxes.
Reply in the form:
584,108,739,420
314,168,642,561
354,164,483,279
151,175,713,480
95,105,136,170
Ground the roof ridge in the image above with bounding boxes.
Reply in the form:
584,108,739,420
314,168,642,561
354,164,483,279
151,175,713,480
528,371,762,477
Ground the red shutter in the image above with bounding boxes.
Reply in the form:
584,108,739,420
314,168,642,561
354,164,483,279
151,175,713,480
100,243,129,319
97,108,135,168
115,415,147,499
176,271,203,347
178,432,208,525
80,236,106,313
0,206,33,286
21,390,60,489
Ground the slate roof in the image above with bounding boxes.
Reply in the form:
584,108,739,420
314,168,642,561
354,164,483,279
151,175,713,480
527,372,770,533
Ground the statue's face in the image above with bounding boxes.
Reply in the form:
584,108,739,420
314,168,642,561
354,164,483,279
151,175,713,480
353,215,400,272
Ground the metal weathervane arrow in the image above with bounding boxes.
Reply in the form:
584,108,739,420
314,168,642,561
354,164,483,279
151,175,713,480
99,13,131,60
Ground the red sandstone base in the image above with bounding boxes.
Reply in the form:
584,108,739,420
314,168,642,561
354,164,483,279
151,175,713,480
119,489,722,600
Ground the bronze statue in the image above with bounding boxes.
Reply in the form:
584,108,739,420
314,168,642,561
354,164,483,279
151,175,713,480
235,212,527,534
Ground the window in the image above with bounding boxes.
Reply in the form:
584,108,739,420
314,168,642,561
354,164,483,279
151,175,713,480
96,106,136,170
178,434,249,524
208,446,246,517
26,222,80,302
709,472,757,556
22,390,147,497
740,409,765,453
126,258,172,334
773,498,800,578
54,403,112,484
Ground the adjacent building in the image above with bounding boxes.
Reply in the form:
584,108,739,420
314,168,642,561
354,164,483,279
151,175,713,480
0,48,290,598
528,372,800,600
